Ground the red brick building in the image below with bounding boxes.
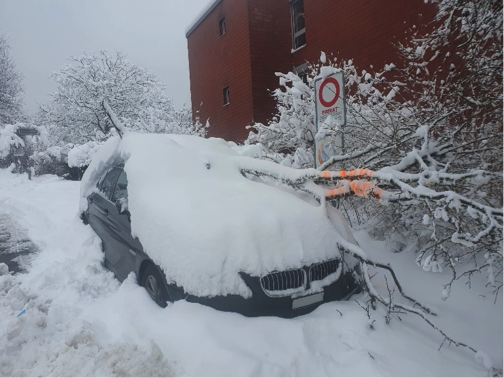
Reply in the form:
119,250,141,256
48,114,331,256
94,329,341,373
186,0,436,143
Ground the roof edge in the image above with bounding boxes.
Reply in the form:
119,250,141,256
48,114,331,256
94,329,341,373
185,0,223,38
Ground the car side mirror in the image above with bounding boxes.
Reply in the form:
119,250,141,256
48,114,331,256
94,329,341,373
115,198,129,214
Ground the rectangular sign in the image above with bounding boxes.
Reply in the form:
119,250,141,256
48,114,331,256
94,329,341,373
315,71,346,128
314,71,346,168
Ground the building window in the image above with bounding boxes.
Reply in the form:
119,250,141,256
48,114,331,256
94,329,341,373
219,18,226,36
223,87,230,105
291,0,306,50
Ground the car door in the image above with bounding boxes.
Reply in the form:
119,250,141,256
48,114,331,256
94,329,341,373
87,167,132,281
108,169,143,278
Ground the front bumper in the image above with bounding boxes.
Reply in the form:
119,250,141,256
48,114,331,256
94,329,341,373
179,270,361,318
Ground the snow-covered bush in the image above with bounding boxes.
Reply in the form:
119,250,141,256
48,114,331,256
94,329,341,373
0,123,49,175
245,69,317,168
38,50,206,145
245,57,400,169
0,122,85,179
30,141,106,180
67,141,103,169
356,0,503,296
0,123,24,160
31,143,74,178
245,0,503,296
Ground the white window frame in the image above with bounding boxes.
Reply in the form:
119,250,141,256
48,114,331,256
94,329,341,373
219,18,226,36
223,86,230,106
290,0,306,50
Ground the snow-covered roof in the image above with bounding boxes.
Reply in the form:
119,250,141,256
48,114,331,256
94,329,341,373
185,0,222,38
80,133,357,298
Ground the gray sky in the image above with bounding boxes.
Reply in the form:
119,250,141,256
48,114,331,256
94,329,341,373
0,0,213,115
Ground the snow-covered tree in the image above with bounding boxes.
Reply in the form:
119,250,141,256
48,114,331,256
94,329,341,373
0,34,24,125
336,0,503,297
38,51,205,144
245,58,395,169
245,69,316,168
245,0,503,296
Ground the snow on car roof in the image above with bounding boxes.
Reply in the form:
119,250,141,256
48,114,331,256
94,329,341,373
81,133,357,298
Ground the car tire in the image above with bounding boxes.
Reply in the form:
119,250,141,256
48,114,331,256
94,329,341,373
141,264,169,308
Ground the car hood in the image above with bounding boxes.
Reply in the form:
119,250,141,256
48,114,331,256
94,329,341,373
81,133,358,298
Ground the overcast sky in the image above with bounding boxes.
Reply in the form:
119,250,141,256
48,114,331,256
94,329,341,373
0,0,213,115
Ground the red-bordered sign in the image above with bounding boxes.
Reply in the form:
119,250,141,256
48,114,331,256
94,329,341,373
318,77,340,108
314,71,346,168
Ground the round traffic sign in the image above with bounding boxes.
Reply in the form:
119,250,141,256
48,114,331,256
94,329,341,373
318,77,340,108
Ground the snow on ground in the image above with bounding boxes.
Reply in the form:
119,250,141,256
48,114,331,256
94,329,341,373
0,169,502,376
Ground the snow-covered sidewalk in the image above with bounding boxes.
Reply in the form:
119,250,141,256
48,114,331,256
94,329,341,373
0,170,501,376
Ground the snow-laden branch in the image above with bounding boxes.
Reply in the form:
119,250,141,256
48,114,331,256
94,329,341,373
339,246,497,371
102,100,127,139
238,159,387,203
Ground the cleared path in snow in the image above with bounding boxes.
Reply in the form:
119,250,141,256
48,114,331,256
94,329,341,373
0,212,38,273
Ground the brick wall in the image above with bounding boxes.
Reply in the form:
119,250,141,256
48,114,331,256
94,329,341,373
293,0,437,71
187,0,437,143
247,0,292,129
187,0,254,142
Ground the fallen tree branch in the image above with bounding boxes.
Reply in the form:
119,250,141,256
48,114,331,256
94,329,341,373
339,245,490,364
339,246,435,315
239,155,496,371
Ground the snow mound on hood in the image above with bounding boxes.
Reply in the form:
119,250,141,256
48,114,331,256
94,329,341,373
81,133,357,298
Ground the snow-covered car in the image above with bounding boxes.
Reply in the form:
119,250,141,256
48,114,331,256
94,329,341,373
79,133,361,317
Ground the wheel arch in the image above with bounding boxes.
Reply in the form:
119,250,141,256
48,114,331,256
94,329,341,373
138,258,155,284
138,258,171,294
138,257,188,303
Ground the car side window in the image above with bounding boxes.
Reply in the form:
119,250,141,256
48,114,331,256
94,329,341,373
99,168,121,200
112,170,128,202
